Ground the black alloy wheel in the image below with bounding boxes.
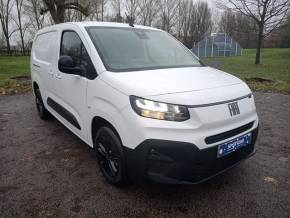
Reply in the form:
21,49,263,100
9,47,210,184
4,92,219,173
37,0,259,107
94,126,128,186
35,89,50,120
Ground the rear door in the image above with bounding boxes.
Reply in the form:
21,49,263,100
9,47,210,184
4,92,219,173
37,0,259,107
48,29,97,137
31,31,57,101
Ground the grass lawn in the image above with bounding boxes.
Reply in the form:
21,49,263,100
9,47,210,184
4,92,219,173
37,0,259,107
0,56,30,94
0,48,289,94
202,48,290,93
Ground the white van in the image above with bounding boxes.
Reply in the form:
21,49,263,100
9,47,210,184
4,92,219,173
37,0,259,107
31,22,259,185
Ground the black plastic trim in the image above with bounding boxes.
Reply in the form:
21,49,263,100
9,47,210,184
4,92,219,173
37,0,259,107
47,97,81,130
124,127,258,184
33,63,40,68
188,93,252,108
205,121,254,144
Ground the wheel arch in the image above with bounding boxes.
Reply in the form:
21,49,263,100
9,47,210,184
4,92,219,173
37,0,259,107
91,116,123,148
33,81,39,94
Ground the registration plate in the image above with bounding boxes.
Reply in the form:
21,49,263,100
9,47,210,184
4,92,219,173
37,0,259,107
217,133,252,158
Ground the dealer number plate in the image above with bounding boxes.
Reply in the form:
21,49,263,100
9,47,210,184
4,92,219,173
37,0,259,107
217,133,252,158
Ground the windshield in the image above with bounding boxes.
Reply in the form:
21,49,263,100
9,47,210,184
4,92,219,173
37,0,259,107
86,27,201,72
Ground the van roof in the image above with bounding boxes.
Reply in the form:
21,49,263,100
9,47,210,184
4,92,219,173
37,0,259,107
38,21,160,33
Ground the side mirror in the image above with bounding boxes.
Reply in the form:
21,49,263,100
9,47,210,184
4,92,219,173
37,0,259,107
58,56,82,75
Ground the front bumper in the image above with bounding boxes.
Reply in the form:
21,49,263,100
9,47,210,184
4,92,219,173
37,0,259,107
124,127,258,184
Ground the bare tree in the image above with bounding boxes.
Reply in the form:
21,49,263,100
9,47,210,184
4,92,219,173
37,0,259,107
279,11,290,47
159,0,179,33
176,0,184,38
124,0,140,25
219,10,236,33
0,29,4,47
40,0,89,24
220,0,290,64
65,0,91,22
0,0,16,55
159,0,211,47
24,0,45,31
111,0,123,22
138,0,160,26
179,0,194,46
65,9,82,22
100,0,105,21
14,0,28,55
190,1,212,44
88,0,107,21
219,11,258,48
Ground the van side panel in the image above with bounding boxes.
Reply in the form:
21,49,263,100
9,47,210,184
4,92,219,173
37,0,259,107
31,31,58,106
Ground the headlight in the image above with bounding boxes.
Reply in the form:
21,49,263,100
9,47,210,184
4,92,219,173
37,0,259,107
129,96,190,121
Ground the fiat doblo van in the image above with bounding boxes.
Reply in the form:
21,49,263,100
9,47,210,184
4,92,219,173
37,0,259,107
31,22,259,185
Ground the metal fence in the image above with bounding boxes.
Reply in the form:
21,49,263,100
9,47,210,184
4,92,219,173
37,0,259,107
0,48,31,56
192,33,243,58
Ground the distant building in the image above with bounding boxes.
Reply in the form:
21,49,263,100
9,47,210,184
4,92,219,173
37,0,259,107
192,33,243,58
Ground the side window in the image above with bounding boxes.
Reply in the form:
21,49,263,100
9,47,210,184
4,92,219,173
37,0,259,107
34,31,56,62
60,31,97,79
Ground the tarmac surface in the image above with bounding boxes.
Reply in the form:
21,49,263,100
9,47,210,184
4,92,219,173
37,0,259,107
0,92,289,217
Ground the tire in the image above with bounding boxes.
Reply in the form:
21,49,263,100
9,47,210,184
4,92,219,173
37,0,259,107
35,89,50,120
94,126,128,186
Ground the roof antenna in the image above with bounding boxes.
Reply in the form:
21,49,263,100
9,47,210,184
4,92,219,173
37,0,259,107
125,13,134,27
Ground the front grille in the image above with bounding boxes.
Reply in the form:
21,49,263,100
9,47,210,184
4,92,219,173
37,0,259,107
205,121,254,144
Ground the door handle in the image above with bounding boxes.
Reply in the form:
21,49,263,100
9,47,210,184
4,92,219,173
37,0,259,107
33,63,40,68
55,74,62,79
48,71,54,76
